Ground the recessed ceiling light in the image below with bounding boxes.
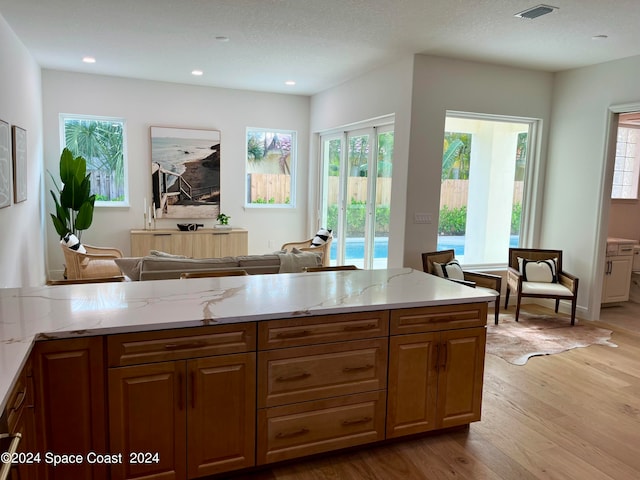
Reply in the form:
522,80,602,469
215,36,230,42
592,34,609,40
191,69,204,76
82,56,96,64
284,80,296,86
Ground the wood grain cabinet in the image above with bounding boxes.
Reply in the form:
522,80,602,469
3,358,37,480
386,303,487,438
32,337,107,480
130,229,248,258
256,311,389,465
107,324,256,480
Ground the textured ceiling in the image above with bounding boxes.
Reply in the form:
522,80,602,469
1,0,639,95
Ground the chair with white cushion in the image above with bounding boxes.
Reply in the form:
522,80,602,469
505,248,579,325
422,249,502,324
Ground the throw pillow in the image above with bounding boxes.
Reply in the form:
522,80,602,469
310,228,332,247
61,232,86,254
149,250,189,259
518,257,558,283
433,260,465,281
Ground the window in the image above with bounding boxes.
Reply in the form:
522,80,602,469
611,113,640,200
437,113,537,266
245,128,296,207
60,114,128,206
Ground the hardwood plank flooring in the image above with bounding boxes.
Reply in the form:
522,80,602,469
230,306,640,480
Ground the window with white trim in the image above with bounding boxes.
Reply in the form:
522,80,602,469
245,128,296,207
60,114,128,206
612,116,640,200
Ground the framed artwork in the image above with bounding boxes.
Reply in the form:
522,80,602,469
150,126,221,219
12,125,27,203
0,119,10,209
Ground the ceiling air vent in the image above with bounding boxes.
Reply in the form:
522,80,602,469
514,4,559,19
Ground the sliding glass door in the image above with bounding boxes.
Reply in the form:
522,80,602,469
320,123,394,269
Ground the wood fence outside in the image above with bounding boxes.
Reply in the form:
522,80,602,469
90,169,124,201
439,180,524,208
248,173,291,204
248,175,523,208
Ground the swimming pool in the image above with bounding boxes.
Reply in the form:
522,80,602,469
330,235,520,261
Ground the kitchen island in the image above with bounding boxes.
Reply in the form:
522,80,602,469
1,268,494,479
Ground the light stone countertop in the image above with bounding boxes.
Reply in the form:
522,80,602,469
0,268,494,411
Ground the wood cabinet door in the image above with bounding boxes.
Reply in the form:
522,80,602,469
386,332,439,438
33,337,107,480
186,353,256,478
436,327,486,429
108,361,187,480
191,233,220,258
603,256,632,303
131,232,172,257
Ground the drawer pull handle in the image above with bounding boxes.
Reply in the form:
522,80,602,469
343,364,374,373
276,372,311,382
164,342,206,350
275,330,311,339
275,427,309,439
343,323,376,332
342,416,372,426
11,388,26,412
0,433,22,480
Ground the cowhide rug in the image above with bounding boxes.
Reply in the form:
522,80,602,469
486,312,617,365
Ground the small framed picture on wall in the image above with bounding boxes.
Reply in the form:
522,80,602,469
0,119,10,209
12,125,27,203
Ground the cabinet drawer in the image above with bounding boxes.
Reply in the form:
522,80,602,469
258,338,387,408
257,390,386,465
390,303,487,334
107,323,256,366
258,311,389,349
5,366,29,433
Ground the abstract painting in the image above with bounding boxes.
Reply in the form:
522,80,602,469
150,126,221,219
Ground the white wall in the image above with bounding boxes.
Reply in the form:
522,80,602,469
310,55,415,268
42,70,310,278
405,55,554,271
0,13,45,288
547,55,640,319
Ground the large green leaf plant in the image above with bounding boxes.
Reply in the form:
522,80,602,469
49,148,96,240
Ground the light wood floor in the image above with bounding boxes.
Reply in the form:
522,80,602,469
230,305,640,480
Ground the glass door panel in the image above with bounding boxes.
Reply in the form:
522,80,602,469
346,132,371,269
373,127,393,269
321,136,343,266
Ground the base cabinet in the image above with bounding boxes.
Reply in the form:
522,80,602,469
602,255,633,303
25,302,488,478
386,305,487,438
32,337,107,480
107,325,256,480
3,358,37,480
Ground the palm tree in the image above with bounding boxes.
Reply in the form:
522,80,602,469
64,119,124,200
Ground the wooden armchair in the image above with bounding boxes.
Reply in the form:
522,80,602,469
422,249,502,325
505,248,579,325
281,236,333,267
61,243,124,281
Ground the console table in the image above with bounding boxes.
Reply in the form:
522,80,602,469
130,228,248,258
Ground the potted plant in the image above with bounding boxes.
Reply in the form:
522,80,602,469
216,213,231,229
49,148,96,240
